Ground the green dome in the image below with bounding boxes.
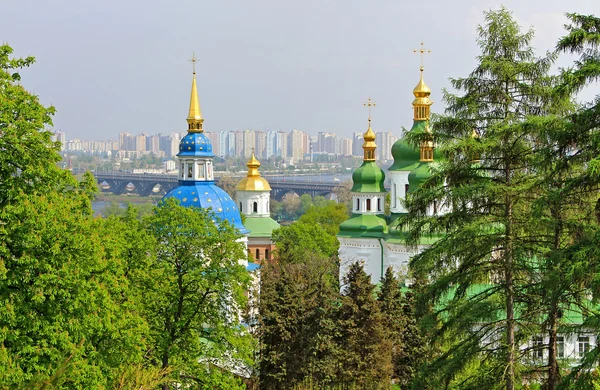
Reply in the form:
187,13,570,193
408,162,431,192
389,138,420,171
389,120,427,171
351,161,386,193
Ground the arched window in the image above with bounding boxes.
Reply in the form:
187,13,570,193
265,249,269,260
356,198,360,211
239,202,242,212
366,199,371,211
393,185,397,208
255,248,260,260
377,198,381,211
405,184,410,199
253,202,258,213
433,200,438,214
187,164,193,178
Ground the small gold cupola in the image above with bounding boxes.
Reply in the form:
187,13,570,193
362,97,377,162
413,66,433,121
236,149,272,191
187,53,204,133
412,42,433,121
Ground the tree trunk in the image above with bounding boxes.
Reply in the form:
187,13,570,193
547,304,559,390
505,153,515,390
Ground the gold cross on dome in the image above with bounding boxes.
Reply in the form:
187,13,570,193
363,97,376,119
189,52,198,74
413,42,431,68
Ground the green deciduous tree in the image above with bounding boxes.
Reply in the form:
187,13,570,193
142,198,253,389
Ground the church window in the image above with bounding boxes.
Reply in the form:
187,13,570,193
579,336,590,357
356,198,360,211
532,336,543,359
197,163,205,179
433,200,437,214
366,199,371,211
557,336,565,358
239,202,242,212
377,198,381,211
255,248,260,260
393,185,397,208
187,164,193,178
253,202,258,213
405,184,410,199
265,249,269,260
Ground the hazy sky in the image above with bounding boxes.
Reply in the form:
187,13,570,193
2,0,599,140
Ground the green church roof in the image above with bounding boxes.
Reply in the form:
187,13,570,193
389,120,426,171
408,162,432,192
338,214,388,238
243,216,281,238
351,161,386,193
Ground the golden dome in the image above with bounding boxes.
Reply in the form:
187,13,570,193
413,66,431,97
236,151,272,191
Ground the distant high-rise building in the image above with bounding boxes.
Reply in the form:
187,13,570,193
218,132,230,158
255,131,267,159
352,132,363,157
146,135,160,152
234,131,244,158
243,130,255,158
276,131,288,159
205,131,220,157
337,137,353,156
52,131,67,150
288,129,305,162
266,131,277,160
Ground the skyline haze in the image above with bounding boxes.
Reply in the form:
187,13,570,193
2,0,599,140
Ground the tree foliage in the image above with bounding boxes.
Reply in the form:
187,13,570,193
404,8,570,390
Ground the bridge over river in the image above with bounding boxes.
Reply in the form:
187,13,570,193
94,172,350,200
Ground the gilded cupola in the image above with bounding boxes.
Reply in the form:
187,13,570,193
413,66,433,121
237,151,272,191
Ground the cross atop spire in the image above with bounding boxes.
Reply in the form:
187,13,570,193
363,97,376,123
189,52,198,74
413,42,431,69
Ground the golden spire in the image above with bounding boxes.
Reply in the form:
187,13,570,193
412,42,433,121
187,52,204,133
362,97,377,162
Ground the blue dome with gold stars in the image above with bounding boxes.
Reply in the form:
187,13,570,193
163,181,249,234
178,132,213,157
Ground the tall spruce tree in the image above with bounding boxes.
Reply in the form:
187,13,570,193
404,8,564,389
337,262,391,388
378,267,426,388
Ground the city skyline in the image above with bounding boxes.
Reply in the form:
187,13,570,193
2,0,598,140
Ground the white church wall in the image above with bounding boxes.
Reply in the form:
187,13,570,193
338,237,384,286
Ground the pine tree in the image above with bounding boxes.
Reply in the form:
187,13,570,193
404,8,566,389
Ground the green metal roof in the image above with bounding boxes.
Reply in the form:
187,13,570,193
408,162,432,192
243,216,281,238
338,213,388,238
351,161,386,193
389,121,424,171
